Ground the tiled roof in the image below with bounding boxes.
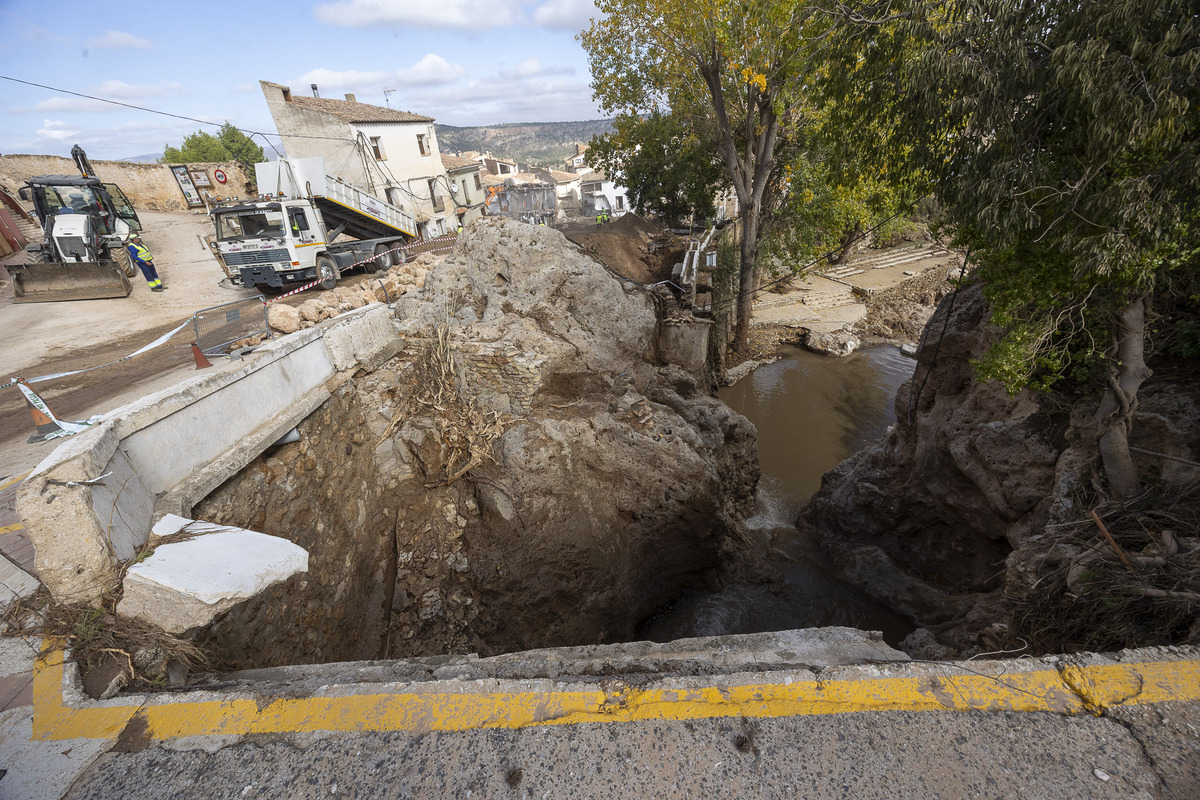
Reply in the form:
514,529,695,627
442,155,481,171
541,169,581,184
289,94,434,124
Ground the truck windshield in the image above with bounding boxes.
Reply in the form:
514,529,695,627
215,209,286,240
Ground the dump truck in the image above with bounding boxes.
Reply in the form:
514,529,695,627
210,157,418,293
4,145,142,303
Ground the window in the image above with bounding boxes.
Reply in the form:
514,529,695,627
474,173,482,190
369,136,385,161
616,195,625,210
417,133,429,156
428,179,444,211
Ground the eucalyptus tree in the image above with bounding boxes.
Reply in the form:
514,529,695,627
828,0,1200,499
582,0,833,349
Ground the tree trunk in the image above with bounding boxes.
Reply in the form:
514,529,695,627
1095,293,1153,500
733,204,761,351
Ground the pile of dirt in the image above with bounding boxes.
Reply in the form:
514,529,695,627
192,217,761,666
559,214,682,285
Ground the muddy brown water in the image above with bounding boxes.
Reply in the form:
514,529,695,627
640,344,917,645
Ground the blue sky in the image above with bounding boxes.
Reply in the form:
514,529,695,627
0,0,605,160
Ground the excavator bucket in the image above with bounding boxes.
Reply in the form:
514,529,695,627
5,260,132,303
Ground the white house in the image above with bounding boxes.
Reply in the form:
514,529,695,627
260,81,454,239
581,172,629,217
441,155,487,228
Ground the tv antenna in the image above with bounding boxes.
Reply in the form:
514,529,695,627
383,89,396,108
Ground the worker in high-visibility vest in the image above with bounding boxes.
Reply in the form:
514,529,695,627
127,234,165,292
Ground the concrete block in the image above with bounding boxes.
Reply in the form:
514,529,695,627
118,521,309,634
323,304,403,372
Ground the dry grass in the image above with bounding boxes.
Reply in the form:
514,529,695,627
4,586,210,691
1012,479,1200,653
380,322,511,487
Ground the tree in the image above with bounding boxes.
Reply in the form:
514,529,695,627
582,1,832,350
161,122,263,170
586,111,726,227
832,1,1200,498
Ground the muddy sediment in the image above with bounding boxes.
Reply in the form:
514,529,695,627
191,218,759,669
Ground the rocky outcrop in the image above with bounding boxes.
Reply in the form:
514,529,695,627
195,218,758,665
804,283,1061,647
805,281,1200,653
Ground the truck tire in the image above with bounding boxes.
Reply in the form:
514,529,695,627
369,243,393,272
317,255,338,290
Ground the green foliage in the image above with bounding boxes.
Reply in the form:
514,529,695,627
586,111,726,226
831,0,1200,393
161,122,263,169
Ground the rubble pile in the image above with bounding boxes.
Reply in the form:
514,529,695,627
265,253,439,334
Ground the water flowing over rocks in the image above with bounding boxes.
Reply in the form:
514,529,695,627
193,218,758,666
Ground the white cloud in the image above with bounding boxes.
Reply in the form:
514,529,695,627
87,30,153,50
399,54,468,86
500,58,574,80
36,120,81,141
28,97,115,113
532,0,598,30
297,55,466,97
313,0,524,31
10,81,184,114
92,80,182,99
402,73,601,125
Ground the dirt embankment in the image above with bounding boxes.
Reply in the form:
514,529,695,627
191,218,760,667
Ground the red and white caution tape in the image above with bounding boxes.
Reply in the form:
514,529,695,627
15,379,95,439
3,317,193,388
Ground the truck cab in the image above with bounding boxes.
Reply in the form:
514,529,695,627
212,200,323,290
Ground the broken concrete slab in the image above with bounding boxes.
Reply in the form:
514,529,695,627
117,521,308,633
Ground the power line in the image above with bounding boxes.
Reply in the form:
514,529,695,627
0,74,356,146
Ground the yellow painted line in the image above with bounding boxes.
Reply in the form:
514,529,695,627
0,471,32,493
31,643,1200,742
0,523,23,535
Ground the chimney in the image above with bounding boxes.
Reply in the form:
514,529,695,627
311,84,320,97
282,86,291,102
344,93,356,102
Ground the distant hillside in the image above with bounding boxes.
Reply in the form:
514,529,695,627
436,120,614,169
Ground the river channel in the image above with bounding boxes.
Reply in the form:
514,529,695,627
640,344,918,645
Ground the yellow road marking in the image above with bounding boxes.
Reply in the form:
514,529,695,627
0,471,32,493
31,644,1200,743
0,523,23,535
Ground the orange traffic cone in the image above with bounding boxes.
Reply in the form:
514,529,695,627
22,388,68,443
191,342,213,369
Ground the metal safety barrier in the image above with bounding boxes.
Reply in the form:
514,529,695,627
192,297,273,356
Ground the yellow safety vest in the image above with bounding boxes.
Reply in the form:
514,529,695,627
131,243,153,262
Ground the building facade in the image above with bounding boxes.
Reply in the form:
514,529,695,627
260,81,454,239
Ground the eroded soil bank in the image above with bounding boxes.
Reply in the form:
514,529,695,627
803,281,1200,656
192,218,759,669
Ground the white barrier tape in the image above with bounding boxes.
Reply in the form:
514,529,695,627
16,380,94,439
3,318,193,389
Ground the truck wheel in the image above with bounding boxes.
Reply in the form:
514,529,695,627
368,243,392,272
317,255,338,290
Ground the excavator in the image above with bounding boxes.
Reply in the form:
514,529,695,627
4,145,142,302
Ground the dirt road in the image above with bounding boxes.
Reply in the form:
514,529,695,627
0,210,376,479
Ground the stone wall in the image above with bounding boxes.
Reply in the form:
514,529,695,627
0,155,256,211
193,386,395,667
